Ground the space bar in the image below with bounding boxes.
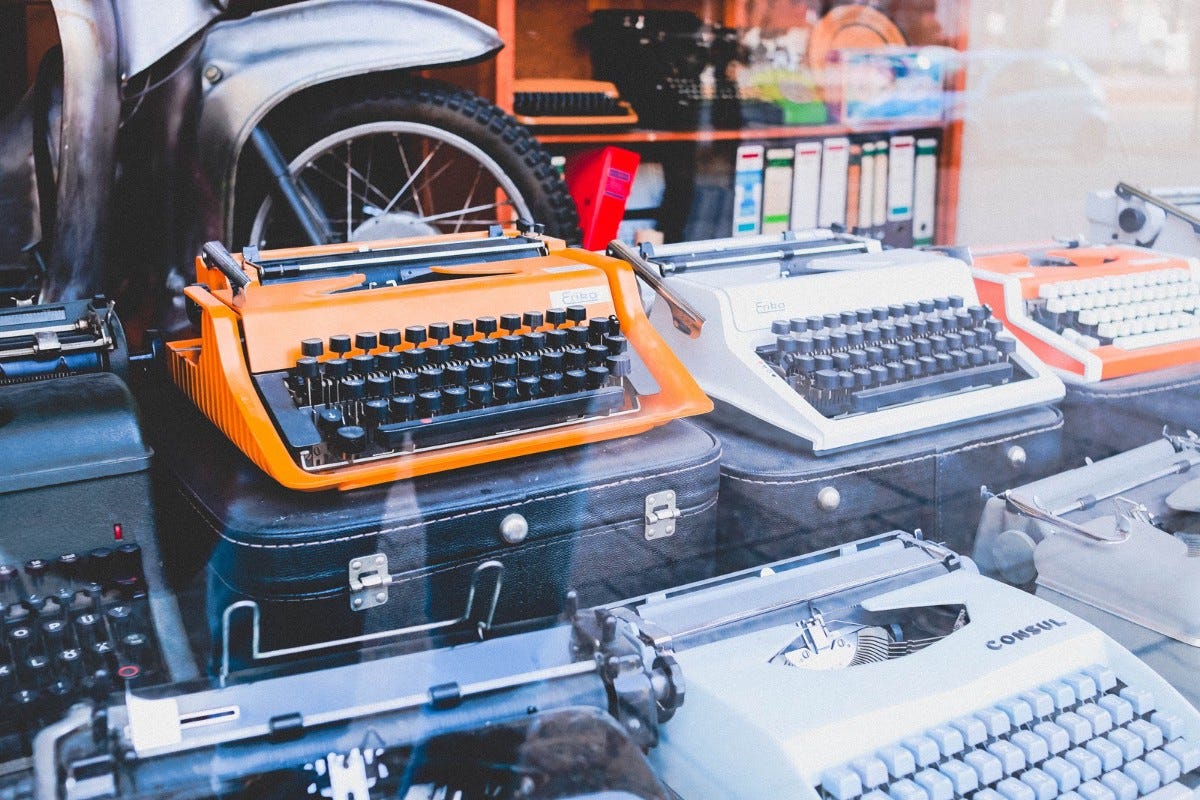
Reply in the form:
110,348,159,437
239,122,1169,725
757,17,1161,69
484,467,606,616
851,362,1013,413
1141,782,1192,800
1111,327,1200,350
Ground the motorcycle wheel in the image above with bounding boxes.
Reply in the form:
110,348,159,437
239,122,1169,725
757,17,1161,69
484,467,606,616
241,80,580,248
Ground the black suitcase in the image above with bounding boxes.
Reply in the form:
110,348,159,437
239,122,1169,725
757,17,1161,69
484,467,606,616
148,387,720,672
707,403,1064,568
1059,364,1200,465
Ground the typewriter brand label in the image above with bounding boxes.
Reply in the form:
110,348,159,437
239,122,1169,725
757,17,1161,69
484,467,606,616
985,618,1067,650
754,299,786,314
550,285,612,308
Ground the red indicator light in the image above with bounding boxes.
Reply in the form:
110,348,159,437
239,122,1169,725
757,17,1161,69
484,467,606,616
113,523,123,541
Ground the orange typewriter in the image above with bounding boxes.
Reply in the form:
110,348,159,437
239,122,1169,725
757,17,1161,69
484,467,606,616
167,228,711,491
971,243,1200,382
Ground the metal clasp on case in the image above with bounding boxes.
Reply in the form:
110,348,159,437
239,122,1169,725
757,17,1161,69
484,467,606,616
645,490,680,540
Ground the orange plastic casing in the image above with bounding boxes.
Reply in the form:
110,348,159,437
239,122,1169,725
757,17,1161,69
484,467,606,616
973,245,1200,381
168,233,712,491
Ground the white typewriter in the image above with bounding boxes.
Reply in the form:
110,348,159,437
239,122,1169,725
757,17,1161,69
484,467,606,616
610,231,1064,452
976,430,1200,710
1088,183,1200,257
621,531,1200,799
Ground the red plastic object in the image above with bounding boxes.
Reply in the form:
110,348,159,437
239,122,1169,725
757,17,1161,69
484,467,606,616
565,146,641,250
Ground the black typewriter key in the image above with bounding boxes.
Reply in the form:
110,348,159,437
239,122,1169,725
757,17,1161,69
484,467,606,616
329,334,352,356
950,349,969,369
522,331,547,352
885,362,904,382
389,395,415,422
425,322,449,343
822,313,840,329
363,398,390,426
986,317,1004,334
606,316,620,335
886,303,905,319
944,332,963,350
544,329,568,349
812,332,831,351
899,340,917,359
0,663,13,696
980,344,1000,363
918,355,938,374
869,364,889,384
586,344,608,366
563,370,586,393
517,353,541,376
777,336,799,354
854,368,873,387
969,305,990,323
832,352,852,371
499,334,522,355
587,317,610,344
974,327,994,346
829,330,848,350
931,297,949,310
467,361,493,384
839,311,856,326
846,328,864,347
350,354,376,375
445,320,471,342
401,347,427,370
41,619,66,651
855,308,873,323
341,377,366,403
996,335,1017,356
902,301,920,317
301,338,325,358
392,371,418,395
806,314,824,330
911,319,929,337
54,587,76,612
25,654,51,688
541,372,564,395
516,376,541,400
955,308,972,327
355,332,378,352
418,369,444,391
947,295,964,308
902,359,921,378
815,370,838,389
475,314,499,335
960,330,978,348
838,371,855,389
295,356,320,379
451,341,476,361
9,626,33,663
325,358,350,382
878,320,896,340
377,351,402,372
929,335,948,353
605,354,631,379
934,353,954,372
894,320,913,339
494,357,518,381
500,313,522,333
566,325,589,347
789,317,809,333
814,354,834,371
522,311,544,330
919,299,935,314
927,316,944,334
445,363,469,387
493,380,517,404
793,355,816,374
848,349,868,367
475,338,500,359
795,334,814,354
365,375,390,398
88,549,114,583
771,319,790,335
542,351,565,373
870,306,888,321
426,344,451,366
966,347,985,366
317,406,344,438
468,383,493,407
404,325,427,346
334,425,366,456
562,348,586,371
566,305,587,324
546,308,567,327
586,366,609,389
415,391,442,417
865,346,884,364
914,338,932,356
442,386,468,412
379,329,402,349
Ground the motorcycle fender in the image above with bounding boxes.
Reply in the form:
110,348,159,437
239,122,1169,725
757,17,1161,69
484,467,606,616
197,0,503,240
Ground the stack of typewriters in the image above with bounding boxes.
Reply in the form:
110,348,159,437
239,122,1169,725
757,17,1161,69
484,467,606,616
6,194,1200,799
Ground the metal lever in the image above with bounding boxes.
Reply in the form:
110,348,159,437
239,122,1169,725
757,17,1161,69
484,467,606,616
1115,182,1200,234
607,239,705,339
200,241,252,292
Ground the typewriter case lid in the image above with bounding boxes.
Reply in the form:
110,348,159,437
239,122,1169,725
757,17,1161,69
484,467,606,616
0,372,153,494
1034,519,1200,648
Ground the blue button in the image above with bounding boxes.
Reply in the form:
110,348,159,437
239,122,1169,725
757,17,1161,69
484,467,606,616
912,769,953,800
878,745,917,779
1099,769,1138,800
1041,755,1082,792
937,760,978,796
1122,758,1161,795
1064,747,1103,781
995,776,1035,800
1019,767,1059,800
822,766,864,799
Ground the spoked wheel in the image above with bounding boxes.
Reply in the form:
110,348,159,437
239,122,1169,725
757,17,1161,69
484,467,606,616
243,81,580,248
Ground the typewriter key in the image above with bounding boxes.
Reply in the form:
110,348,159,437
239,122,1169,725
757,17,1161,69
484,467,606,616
499,313,522,334
379,329,402,349
545,308,567,327
452,319,474,340
522,311,544,329
428,322,451,343
329,334,352,356
565,305,587,324
475,316,499,336
301,338,324,357
355,332,377,352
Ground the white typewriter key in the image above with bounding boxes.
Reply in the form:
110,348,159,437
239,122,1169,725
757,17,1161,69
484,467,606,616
926,726,964,757
1035,721,1071,755
903,736,941,768
987,741,1026,775
1065,747,1104,781
1077,705,1114,736
852,756,891,788
1059,792,1086,800
1162,738,1200,773
1057,712,1094,745
977,708,1013,738
1019,766,1060,800
1099,768,1139,800
1099,695,1135,726
1123,759,1162,795
1119,687,1156,716
1144,749,1182,784
1107,728,1145,761
964,749,1004,786
862,791,891,800
879,745,917,778
1011,730,1051,764
1022,690,1058,719
974,789,1005,800
937,760,978,795
1077,779,1117,800
1041,756,1083,792
1039,284,1059,299
997,698,1035,727
822,766,864,799
952,716,989,747
995,776,1035,800
912,769,953,800
1086,737,1126,772
886,777,927,800
1149,712,1183,742
1126,719,1165,752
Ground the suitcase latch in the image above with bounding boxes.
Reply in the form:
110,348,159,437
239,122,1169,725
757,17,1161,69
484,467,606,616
645,490,680,540
348,554,392,611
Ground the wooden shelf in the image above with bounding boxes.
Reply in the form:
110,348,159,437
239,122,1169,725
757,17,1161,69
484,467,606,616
534,119,945,145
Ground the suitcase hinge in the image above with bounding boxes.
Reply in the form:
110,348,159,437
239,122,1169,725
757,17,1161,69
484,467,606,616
348,554,392,611
644,490,680,540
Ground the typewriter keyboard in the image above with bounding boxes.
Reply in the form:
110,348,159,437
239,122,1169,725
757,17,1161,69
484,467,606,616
1030,269,1200,351
756,297,1025,418
1,546,163,738
257,305,636,468
819,665,1200,800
